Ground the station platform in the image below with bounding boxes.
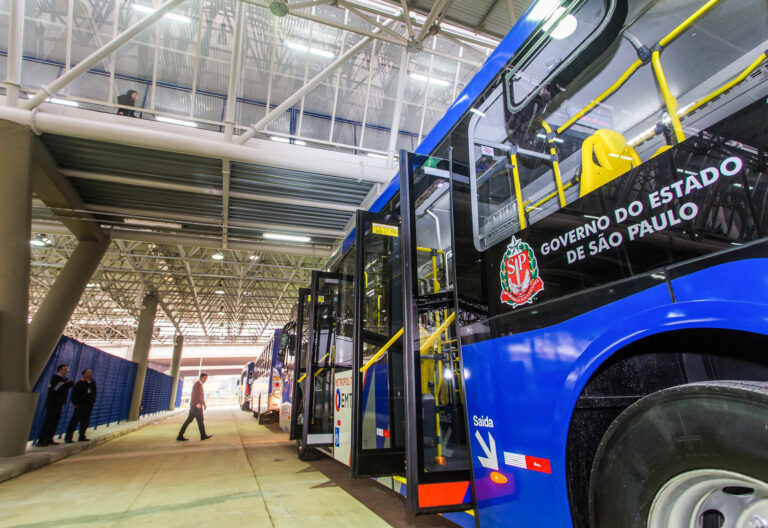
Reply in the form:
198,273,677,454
0,407,457,528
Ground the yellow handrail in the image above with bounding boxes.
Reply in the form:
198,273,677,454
360,327,404,373
651,50,686,144
510,153,527,230
557,59,643,135
658,0,723,47
557,0,725,138
419,311,456,355
540,120,566,207
683,53,768,117
297,352,329,383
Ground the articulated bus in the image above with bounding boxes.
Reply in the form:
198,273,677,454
236,361,254,411
284,0,768,526
250,329,283,423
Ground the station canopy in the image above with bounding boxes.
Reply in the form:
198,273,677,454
11,0,532,364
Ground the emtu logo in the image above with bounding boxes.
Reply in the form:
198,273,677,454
335,388,341,412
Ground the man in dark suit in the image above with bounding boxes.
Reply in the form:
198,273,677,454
65,369,97,443
37,364,74,447
177,373,212,441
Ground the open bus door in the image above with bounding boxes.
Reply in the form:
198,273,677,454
301,271,341,449
351,209,406,478
289,288,311,441
399,150,473,513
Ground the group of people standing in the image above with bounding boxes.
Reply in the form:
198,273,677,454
36,364,212,447
37,364,97,447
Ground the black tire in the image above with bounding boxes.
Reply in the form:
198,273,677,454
241,401,250,412
590,381,768,527
297,438,321,461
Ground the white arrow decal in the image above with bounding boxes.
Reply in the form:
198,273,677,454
474,430,498,471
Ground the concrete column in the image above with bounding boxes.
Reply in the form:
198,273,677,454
168,334,183,411
28,236,111,386
128,294,158,421
0,121,38,458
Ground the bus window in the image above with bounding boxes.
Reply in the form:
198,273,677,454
468,0,768,251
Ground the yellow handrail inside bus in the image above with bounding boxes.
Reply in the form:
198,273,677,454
557,59,643,135
540,121,567,207
510,153,527,230
651,50,686,144
297,352,330,383
556,0,725,138
419,312,456,355
683,53,768,117
360,327,404,373
658,0,723,48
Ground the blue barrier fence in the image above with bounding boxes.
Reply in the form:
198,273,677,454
29,336,182,441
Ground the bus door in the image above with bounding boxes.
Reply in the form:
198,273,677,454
289,288,311,441
301,271,341,448
351,209,406,478
399,150,473,513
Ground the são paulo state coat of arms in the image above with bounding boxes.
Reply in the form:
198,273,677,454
499,236,544,307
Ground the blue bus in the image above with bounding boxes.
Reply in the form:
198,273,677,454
293,0,768,526
251,329,283,423
236,361,254,411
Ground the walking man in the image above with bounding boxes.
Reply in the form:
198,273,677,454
37,364,74,447
177,373,212,441
65,369,97,443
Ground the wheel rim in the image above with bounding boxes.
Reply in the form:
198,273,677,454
648,469,768,528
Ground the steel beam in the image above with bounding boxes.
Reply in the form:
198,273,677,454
60,169,359,213
5,0,24,107
177,246,210,339
224,1,246,140
236,25,387,145
0,107,392,184
24,0,189,110
258,257,304,336
387,49,409,168
32,219,335,257
75,203,346,238
416,0,453,43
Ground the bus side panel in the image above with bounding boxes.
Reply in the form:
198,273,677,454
462,260,768,526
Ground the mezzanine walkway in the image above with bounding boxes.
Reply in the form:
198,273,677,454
0,407,455,528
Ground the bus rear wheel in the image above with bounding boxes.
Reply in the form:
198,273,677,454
296,437,321,461
590,381,768,528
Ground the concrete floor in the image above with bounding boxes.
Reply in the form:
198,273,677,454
0,407,457,528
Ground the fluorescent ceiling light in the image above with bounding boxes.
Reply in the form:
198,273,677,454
366,152,388,159
270,136,306,146
123,217,182,229
46,97,79,107
469,108,486,118
87,282,100,288
30,234,51,247
215,289,225,295
410,73,450,87
155,115,198,127
263,233,311,243
249,254,260,261
345,0,401,16
211,250,225,260
285,41,335,58
133,4,191,23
